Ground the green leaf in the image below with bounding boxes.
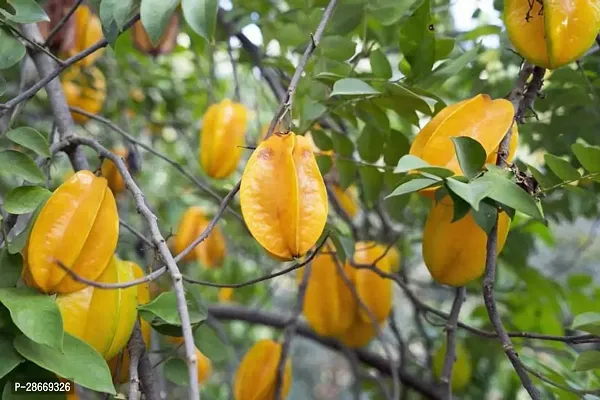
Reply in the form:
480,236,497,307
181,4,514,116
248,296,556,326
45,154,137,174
315,155,333,175
369,49,392,79
330,78,380,97
367,0,420,26
398,0,435,78
113,0,134,30
5,127,50,158
394,154,429,173
0,28,26,70
337,159,357,190
356,101,390,133
471,202,499,234
311,129,333,151
0,288,63,351
0,150,45,183
451,136,487,179
571,312,600,336
301,101,326,122
164,358,189,386
0,334,23,379
13,333,116,394
386,177,439,198
571,142,600,173
2,0,49,23
0,250,22,288
326,2,363,35
573,351,600,372
99,0,120,43
383,130,410,166
544,154,581,181
330,132,354,157
357,128,383,163
140,0,180,45
139,290,206,327
194,324,227,362
435,36,455,60
478,173,544,220
7,199,47,255
320,36,356,61
358,166,384,207
182,0,219,42
384,83,432,115
446,178,493,211
423,43,482,84
4,186,52,215
460,24,501,41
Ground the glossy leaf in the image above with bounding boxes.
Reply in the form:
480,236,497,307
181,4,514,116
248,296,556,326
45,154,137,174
0,250,22,288
572,142,600,173
0,29,26,70
140,0,180,45
451,136,487,179
4,186,51,215
573,351,600,372
5,127,50,158
0,334,22,379
478,173,544,220
571,312,600,336
359,166,384,207
0,150,45,183
2,0,49,23
330,78,380,97
357,128,383,163
386,177,439,198
369,49,392,79
0,288,63,351
182,0,219,42
544,154,581,182
13,334,116,394
446,178,493,211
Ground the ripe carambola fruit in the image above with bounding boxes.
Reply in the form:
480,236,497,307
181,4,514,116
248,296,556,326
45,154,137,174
297,245,356,337
331,185,360,218
505,0,600,70
410,94,518,196
23,170,118,294
234,339,292,400
433,341,473,392
101,147,128,195
240,132,328,260
108,262,151,384
56,256,137,360
423,196,510,286
69,5,105,67
172,206,227,268
351,242,393,324
218,287,235,303
62,66,106,124
200,99,249,179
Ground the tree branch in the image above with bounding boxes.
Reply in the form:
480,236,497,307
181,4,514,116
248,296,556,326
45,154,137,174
208,304,444,400
20,23,88,171
50,135,200,399
264,0,338,140
439,287,465,399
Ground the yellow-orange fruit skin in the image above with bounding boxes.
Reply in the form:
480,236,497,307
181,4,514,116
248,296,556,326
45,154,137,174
505,0,600,70
331,185,360,218
101,147,128,195
351,242,393,324
219,287,235,303
200,99,249,179
108,262,152,384
409,94,518,197
240,132,328,260
62,66,106,124
172,207,227,268
56,256,138,360
234,339,292,400
337,316,379,348
422,196,511,286
22,170,118,294
297,247,356,337
68,5,105,67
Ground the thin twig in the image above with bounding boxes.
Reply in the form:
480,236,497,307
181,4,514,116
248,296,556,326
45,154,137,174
0,14,140,112
273,260,312,400
439,287,465,399
50,135,200,399
20,23,88,171
264,0,338,140
128,323,145,400
43,0,84,47
120,220,154,249
68,106,242,221
0,22,65,65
